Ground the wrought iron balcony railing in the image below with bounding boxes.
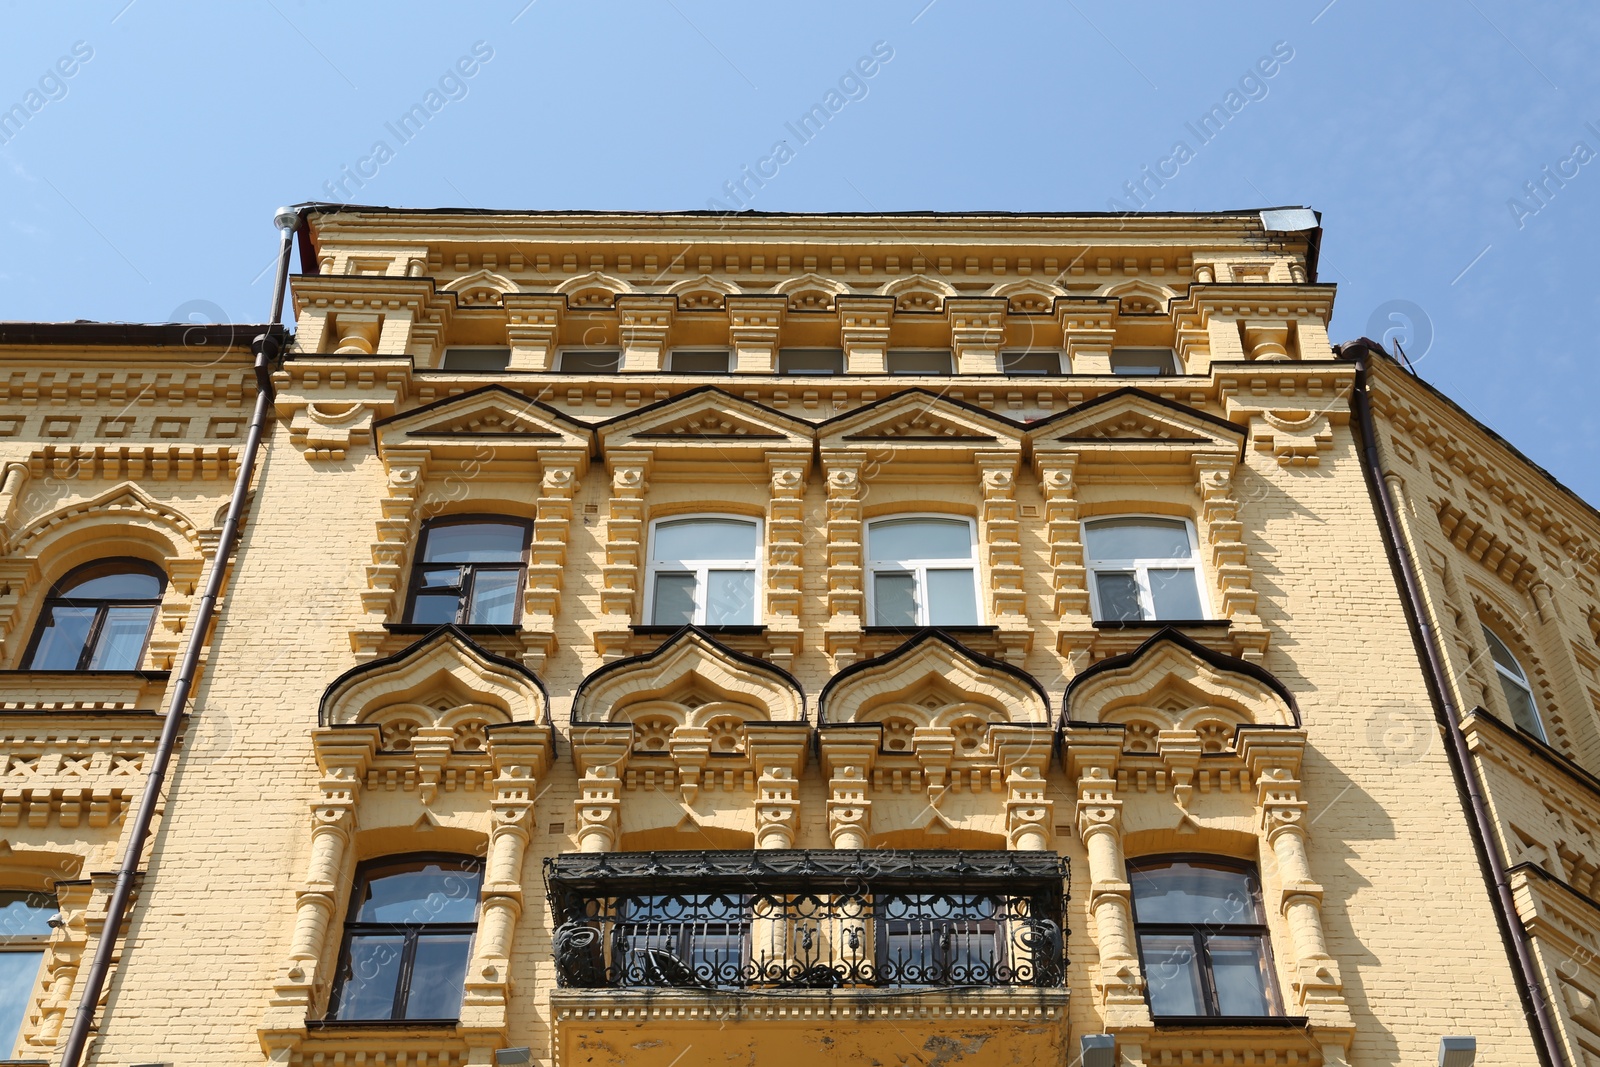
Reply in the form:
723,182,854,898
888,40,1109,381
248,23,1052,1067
545,849,1068,991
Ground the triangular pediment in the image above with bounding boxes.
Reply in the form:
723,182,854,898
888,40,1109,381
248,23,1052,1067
597,387,815,449
377,386,593,447
1025,388,1244,451
820,390,1024,448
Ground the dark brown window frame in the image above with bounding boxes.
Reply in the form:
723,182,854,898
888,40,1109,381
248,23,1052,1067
1128,854,1283,1021
325,853,484,1023
21,558,166,672
402,516,532,627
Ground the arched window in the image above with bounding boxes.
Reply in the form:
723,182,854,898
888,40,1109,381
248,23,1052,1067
405,519,530,626
1083,517,1207,623
24,560,165,671
0,891,56,1053
1481,625,1547,741
645,516,760,626
865,516,981,627
327,855,483,1022
1129,858,1280,1019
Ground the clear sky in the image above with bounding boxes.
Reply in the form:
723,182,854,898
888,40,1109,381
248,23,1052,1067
3,0,1597,502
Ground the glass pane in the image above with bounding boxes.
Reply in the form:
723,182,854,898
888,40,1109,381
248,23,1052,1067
440,347,511,372
1149,568,1206,620
1131,862,1262,925
409,593,463,626
1480,626,1525,678
1501,677,1546,739
560,349,622,373
1001,351,1061,376
1083,518,1192,562
777,348,845,375
926,568,979,626
87,606,156,670
0,950,44,1051
332,934,405,1020
356,861,482,924
1207,934,1274,1016
466,569,520,625
417,566,461,590
885,349,952,375
653,518,758,562
651,573,698,626
423,522,525,564
1141,934,1205,1016
868,517,973,562
1094,572,1145,622
706,570,756,625
404,933,473,1019
58,566,162,600
670,350,730,374
26,605,96,669
1110,347,1177,375
872,571,918,626
0,893,56,937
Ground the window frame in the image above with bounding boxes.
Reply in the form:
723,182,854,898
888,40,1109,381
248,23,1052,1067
667,349,733,374
1480,623,1548,742
557,348,623,374
642,513,764,627
776,348,846,376
403,516,532,627
1000,350,1066,377
22,558,166,672
1128,855,1283,1020
1082,516,1210,623
884,349,955,376
875,891,1006,987
438,346,512,372
0,890,56,1055
326,853,484,1023
864,514,984,628
1109,347,1180,376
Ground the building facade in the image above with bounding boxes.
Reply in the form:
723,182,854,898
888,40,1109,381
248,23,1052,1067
0,208,1592,1066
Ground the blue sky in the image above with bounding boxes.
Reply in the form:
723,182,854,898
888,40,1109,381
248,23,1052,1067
3,0,1597,503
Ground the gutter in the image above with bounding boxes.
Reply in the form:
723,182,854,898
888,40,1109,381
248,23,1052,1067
58,207,301,1067
1341,338,1567,1067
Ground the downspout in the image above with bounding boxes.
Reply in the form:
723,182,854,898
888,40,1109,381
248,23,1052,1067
1342,339,1567,1067
59,206,300,1067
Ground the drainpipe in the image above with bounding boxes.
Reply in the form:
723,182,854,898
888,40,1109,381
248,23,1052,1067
1342,339,1567,1067
58,206,300,1067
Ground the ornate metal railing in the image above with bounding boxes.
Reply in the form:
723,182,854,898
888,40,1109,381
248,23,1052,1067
545,850,1067,990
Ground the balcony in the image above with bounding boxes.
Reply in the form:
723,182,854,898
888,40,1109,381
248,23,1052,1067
546,850,1070,1065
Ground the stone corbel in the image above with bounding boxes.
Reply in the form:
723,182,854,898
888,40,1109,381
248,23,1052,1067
837,296,894,374
764,452,810,671
617,295,676,372
820,730,878,849
746,724,808,850
1059,301,1116,375
992,726,1053,851
504,294,564,371
976,451,1030,662
1032,452,1094,667
288,402,375,461
1253,410,1334,467
0,463,29,552
726,296,786,373
595,451,652,661
666,726,712,804
1192,453,1269,661
522,449,584,672
948,298,1007,374
571,727,631,853
821,451,867,668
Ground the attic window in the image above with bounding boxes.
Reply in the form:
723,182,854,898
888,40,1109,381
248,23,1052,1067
560,349,622,374
777,348,845,375
886,349,953,376
1110,348,1179,376
1001,351,1063,376
440,347,511,372
670,350,732,374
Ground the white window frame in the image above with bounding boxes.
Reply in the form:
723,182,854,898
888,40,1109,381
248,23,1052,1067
1082,515,1211,623
864,514,984,627
643,513,763,626
1481,624,1548,742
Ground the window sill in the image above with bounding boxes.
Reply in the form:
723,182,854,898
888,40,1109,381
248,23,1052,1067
1091,619,1231,629
863,625,999,635
0,668,172,680
383,623,522,636
0,669,172,715
305,1018,460,1031
1152,1015,1308,1029
630,625,767,636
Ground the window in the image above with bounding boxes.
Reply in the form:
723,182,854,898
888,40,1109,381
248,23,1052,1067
0,892,55,1053
25,560,164,671
777,348,845,375
615,893,749,987
669,349,731,374
1481,625,1547,741
1110,347,1179,376
878,892,1003,986
1001,350,1064,376
1083,518,1207,622
439,347,511,372
866,517,980,627
327,856,482,1022
406,519,530,626
1130,859,1280,1019
886,349,953,376
560,349,622,373
645,516,760,626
